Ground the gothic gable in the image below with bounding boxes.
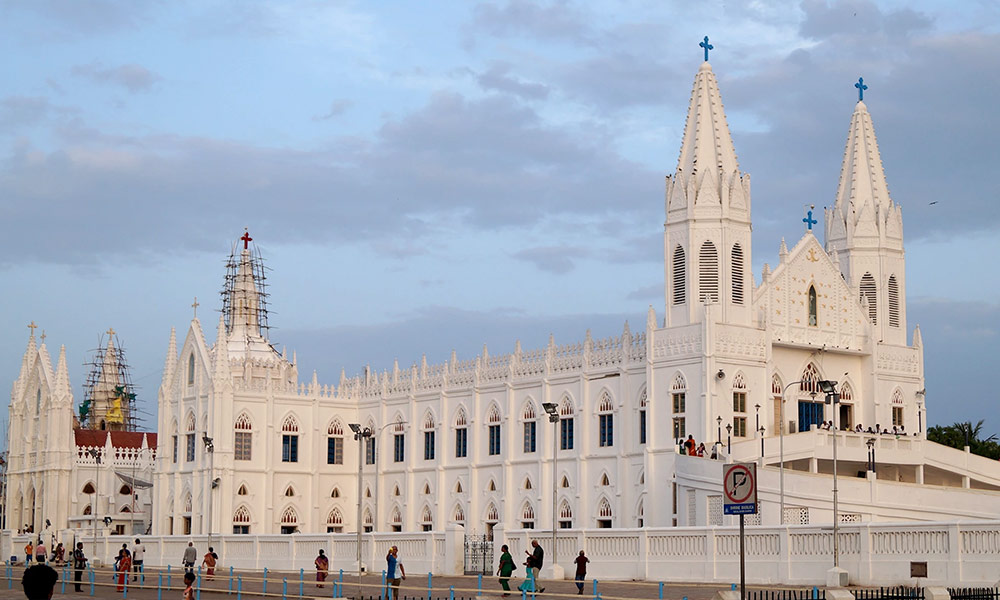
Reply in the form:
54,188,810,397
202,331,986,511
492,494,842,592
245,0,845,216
172,321,213,392
754,234,870,351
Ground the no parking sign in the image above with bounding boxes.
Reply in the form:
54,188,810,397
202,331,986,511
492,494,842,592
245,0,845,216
723,462,758,515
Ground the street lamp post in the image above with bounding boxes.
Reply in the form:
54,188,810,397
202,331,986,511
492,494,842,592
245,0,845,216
202,436,215,548
87,449,101,558
866,438,876,474
716,416,722,448
349,423,373,597
754,404,760,433
818,379,846,586
372,421,407,532
758,426,765,458
726,424,732,454
542,403,560,579
779,381,804,523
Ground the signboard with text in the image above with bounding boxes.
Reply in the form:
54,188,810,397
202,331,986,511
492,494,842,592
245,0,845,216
723,462,758,515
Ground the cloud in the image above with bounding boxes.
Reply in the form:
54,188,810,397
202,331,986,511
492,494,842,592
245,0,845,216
799,0,932,41
476,63,550,100
626,283,660,301
469,0,594,44
0,97,53,131
71,62,161,92
312,100,353,121
0,92,656,266
513,246,581,274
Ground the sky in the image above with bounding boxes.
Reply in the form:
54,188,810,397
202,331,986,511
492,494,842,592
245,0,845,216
1,0,998,444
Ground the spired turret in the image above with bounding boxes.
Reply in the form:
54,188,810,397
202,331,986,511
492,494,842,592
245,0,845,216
825,92,907,345
664,57,753,328
220,229,282,361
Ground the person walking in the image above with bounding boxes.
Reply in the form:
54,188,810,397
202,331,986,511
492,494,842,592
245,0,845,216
684,435,697,455
496,544,515,597
385,546,405,600
182,542,197,575
573,550,589,595
182,572,196,600
132,539,145,581
516,552,535,594
202,547,217,580
72,542,87,592
527,540,545,594
314,549,329,588
116,548,131,592
24,541,33,566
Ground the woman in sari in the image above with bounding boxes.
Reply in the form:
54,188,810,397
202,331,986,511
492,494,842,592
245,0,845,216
315,549,329,588
116,549,132,592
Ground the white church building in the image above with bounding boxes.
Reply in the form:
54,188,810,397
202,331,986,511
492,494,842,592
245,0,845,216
152,57,1000,540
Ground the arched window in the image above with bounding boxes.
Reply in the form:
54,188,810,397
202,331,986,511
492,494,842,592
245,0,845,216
454,407,468,458
638,499,645,527
82,482,96,495
327,419,344,465
559,396,575,450
280,506,298,534
672,373,687,440
597,498,613,528
840,384,853,402
454,480,462,494
522,399,537,453
486,503,499,523
860,273,877,324
83,505,92,515
121,506,132,513
238,484,248,496
798,364,824,432
523,477,533,490
185,413,196,462
891,388,904,428
392,484,400,497
772,374,784,435
453,504,465,523
808,285,818,327
598,390,614,447
284,485,295,497
521,503,535,529
363,508,373,531
281,415,299,463
699,241,719,303
638,387,648,445
327,508,343,533
423,411,436,461
888,275,900,328
331,487,340,498
421,506,433,531
119,485,132,496
732,243,744,304
187,353,195,385
732,373,748,437
559,500,573,528
487,479,496,492
233,506,251,534
487,406,502,456
600,473,610,486
234,413,252,461
673,245,687,305
390,506,402,531
801,364,821,395
560,476,570,488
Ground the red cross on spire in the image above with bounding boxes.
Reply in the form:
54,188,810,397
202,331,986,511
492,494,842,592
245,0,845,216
240,228,253,250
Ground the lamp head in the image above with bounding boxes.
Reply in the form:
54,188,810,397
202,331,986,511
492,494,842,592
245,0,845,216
818,380,837,394
542,403,558,416
726,424,732,434
348,423,361,434
866,438,876,448
716,416,722,425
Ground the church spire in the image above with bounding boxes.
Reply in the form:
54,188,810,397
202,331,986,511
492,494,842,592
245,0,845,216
675,61,740,182
54,345,71,400
161,327,177,388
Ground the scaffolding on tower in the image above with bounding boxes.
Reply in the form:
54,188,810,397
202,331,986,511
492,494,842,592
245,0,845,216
79,331,141,432
220,231,273,340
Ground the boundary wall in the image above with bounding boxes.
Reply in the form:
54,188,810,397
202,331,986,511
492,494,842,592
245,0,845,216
4,521,999,586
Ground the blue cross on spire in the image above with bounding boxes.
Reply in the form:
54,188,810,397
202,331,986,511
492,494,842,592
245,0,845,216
803,205,818,231
700,36,713,62
855,77,868,102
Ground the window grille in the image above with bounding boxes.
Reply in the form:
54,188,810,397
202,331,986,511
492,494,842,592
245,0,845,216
523,421,536,453
732,243,744,304
808,285,818,326
888,275,900,327
860,273,877,324
424,431,435,460
699,241,719,303
708,495,722,526
673,245,686,305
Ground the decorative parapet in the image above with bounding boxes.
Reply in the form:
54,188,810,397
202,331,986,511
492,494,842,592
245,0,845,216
875,344,921,376
714,324,767,360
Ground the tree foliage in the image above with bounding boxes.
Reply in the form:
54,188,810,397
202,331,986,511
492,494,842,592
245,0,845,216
927,420,1000,460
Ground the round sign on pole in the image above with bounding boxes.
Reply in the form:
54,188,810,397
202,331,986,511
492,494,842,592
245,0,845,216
723,462,757,515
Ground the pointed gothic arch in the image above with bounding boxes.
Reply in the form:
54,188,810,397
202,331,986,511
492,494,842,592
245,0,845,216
330,486,340,498
283,485,295,497
523,476,533,490
452,503,465,523
800,363,822,395
699,240,719,303
280,506,298,525
559,499,573,520
597,389,614,412
390,505,402,526
599,472,610,486
486,404,502,424
559,395,575,416
392,484,400,497
454,480,462,494
560,475,570,488
597,497,613,518
233,505,251,524
487,478,496,492
522,398,537,421
673,245,687,305
420,505,433,529
234,412,253,431
454,406,468,427
82,482,95,495
280,414,299,433
327,418,344,436
422,410,436,430
185,412,196,432
327,507,343,525
485,503,500,523
808,284,818,326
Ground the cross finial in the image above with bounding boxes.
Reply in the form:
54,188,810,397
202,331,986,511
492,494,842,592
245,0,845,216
803,204,818,231
192,297,200,318
855,77,868,102
27,321,37,335
40,330,46,343
240,228,253,250
106,327,116,338
700,36,714,62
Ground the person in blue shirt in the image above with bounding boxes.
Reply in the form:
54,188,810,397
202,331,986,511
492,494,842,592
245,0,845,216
385,546,406,600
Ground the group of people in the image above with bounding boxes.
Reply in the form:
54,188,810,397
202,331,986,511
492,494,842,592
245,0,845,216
181,542,218,577
495,540,591,596
22,540,67,566
680,435,722,459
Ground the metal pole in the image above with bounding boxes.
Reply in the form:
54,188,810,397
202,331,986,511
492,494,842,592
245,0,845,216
780,381,804,524
356,430,364,598
831,392,840,569
739,514,745,600
551,415,557,576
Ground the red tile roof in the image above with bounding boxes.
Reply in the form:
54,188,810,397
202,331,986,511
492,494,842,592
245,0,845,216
73,430,157,449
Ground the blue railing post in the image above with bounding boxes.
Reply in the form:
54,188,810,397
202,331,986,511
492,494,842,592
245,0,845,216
196,573,202,600
282,577,287,600
380,569,386,600
659,582,664,599
140,563,145,585
338,569,344,598
237,575,242,600
61,565,66,594
593,578,599,597
89,567,95,596
449,585,455,600
813,587,819,599
263,568,268,596
157,574,163,600
124,571,129,598
166,564,171,588
478,572,483,596
733,583,738,591
427,572,432,600
300,567,305,598
229,565,234,594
